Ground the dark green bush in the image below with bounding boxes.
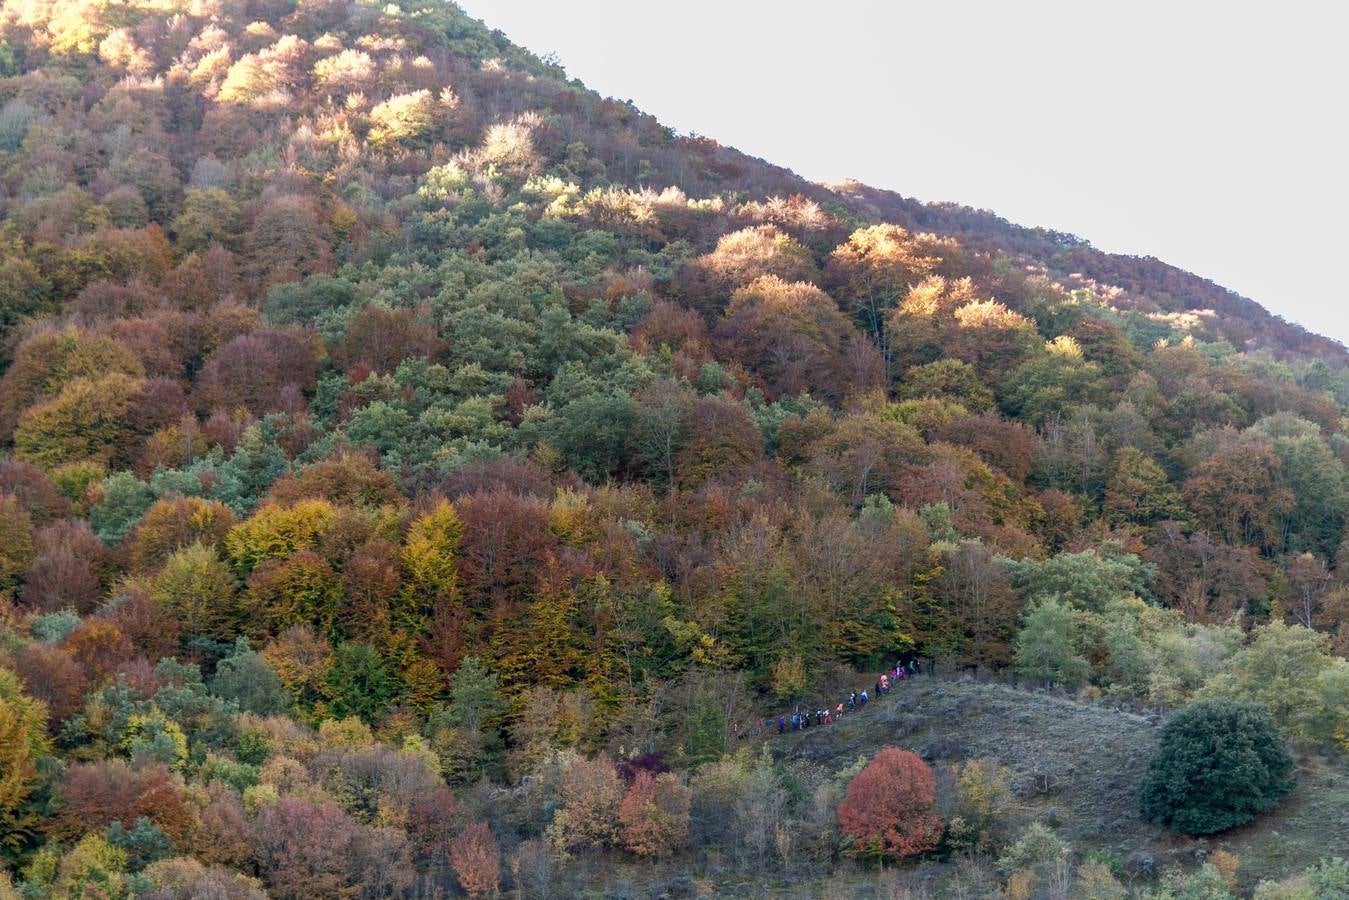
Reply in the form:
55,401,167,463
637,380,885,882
1138,699,1296,835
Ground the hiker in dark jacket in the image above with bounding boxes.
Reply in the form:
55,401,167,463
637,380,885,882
778,716,785,734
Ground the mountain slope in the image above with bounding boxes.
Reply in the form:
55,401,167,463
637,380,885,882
0,1,1347,897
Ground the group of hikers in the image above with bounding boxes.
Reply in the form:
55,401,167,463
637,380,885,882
746,658,922,737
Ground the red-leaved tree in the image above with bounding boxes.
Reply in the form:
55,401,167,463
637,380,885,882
837,747,943,860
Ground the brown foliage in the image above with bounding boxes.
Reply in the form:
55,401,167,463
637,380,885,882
52,760,199,844
456,489,556,608
62,619,133,684
450,821,501,897
548,754,624,853
617,770,692,857
267,451,402,508
197,782,253,868
333,305,442,375
1145,523,1267,624
245,194,332,285
1182,431,1293,550
103,587,184,661
675,397,763,488
934,413,1037,482
194,329,319,416
250,797,360,899
0,459,70,524
12,642,88,728
716,275,861,401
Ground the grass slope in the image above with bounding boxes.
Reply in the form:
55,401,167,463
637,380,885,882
770,677,1349,894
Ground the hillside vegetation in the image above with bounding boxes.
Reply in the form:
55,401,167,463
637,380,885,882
0,0,1347,896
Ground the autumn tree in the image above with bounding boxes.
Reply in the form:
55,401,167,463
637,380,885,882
548,754,624,854
932,540,1020,668
449,821,501,898
1103,447,1189,526
244,194,332,285
250,797,362,899
716,275,860,401
14,373,144,469
172,187,244,252
0,668,50,860
838,747,943,860
195,329,318,416
0,327,144,438
21,519,109,614
1183,431,1293,551
152,543,239,638
0,495,36,599
825,224,953,366
129,496,237,574
617,770,692,857
674,396,763,487
680,224,819,317
368,90,440,148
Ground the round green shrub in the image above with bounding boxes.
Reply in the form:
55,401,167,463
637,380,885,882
1138,699,1295,835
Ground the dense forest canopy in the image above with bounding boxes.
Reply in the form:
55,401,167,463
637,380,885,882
0,0,1346,896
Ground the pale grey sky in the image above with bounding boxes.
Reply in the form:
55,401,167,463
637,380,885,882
458,1,1349,346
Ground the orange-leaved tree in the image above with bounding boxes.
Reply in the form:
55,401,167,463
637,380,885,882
617,770,692,857
838,747,943,860
450,821,500,897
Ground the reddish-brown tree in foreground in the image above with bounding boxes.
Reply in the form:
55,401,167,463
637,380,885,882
838,747,943,860
617,769,692,857
450,821,501,898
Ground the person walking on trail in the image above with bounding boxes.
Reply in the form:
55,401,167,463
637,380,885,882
848,692,857,711
790,713,798,731
859,690,868,706
777,716,785,734
835,702,844,718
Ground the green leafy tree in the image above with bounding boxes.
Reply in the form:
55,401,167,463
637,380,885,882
209,637,291,715
1138,699,1295,835
1014,597,1090,688
1004,542,1153,613
325,642,396,724
441,657,507,733
1201,621,1349,744
89,471,156,544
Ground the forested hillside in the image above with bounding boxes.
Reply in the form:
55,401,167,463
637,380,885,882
0,0,1347,896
